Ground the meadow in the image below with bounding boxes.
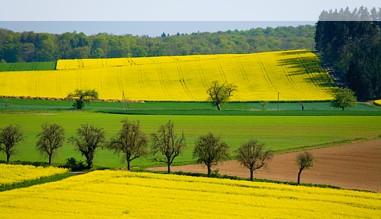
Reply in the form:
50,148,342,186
1,111,380,168
1,97,380,115
0,170,379,218
0,50,335,101
0,62,56,72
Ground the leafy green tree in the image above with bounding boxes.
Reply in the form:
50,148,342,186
207,81,237,110
36,123,65,166
151,121,186,173
296,151,314,185
35,33,58,62
0,125,23,163
193,133,230,176
67,89,99,109
236,139,273,181
69,124,105,169
331,87,357,110
108,119,148,170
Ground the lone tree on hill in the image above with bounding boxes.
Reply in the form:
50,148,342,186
0,125,23,163
67,89,99,109
236,139,273,181
331,87,357,110
193,133,230,176
69,124,105,169
296,151,314,185
36,123,65,166
108,119,148,170
151,121,186,173
207,81,237,110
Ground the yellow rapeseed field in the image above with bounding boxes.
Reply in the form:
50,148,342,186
0,164,68,185
0,50,335,101
0,170,379,218
374,100,381,106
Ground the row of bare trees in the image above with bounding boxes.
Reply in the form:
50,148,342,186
192,132,314,183
0,121,314,184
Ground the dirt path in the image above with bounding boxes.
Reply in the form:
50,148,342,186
150,139,381,192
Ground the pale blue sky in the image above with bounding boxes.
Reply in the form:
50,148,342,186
0,0,379,36
0,0,379,21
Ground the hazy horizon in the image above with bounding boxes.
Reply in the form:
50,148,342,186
0,21,316,37
1,0,379,37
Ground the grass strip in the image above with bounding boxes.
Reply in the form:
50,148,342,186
0,172,72,192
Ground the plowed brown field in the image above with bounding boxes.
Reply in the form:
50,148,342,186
150,139,381,192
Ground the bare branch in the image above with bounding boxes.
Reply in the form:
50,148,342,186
151,121,186,173
236,139,273,181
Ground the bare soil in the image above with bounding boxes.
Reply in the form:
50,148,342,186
150,139,381,192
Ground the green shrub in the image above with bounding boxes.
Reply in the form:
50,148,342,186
63,157,87,171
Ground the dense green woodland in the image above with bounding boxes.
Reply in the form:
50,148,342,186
0,25,314,62
316,7,381,100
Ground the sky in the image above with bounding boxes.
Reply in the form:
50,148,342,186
0,0,379,36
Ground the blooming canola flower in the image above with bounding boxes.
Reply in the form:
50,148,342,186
0,170,379,218
0,50,335,102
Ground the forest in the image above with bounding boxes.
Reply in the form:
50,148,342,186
0,25,314,63
315,7,381,100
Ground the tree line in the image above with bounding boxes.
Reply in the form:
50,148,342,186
0,120,314,184
315,7,381,100
0,25,315,63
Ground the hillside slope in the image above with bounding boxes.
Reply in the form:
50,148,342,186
0,50,335,101
0,171,379,218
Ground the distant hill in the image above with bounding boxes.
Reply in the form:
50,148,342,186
0,50,335,102
0,25,315,63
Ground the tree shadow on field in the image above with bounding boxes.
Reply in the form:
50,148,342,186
277,50,311,57
277,50,336,88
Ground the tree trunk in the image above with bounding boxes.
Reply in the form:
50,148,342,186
48,155,52,166
207,165,211,176
297,169,302,184
216,103,221,111
76,99,84,109
87,158,92,169
250,169,254,181
127,160,131,171
167,163,171,174
6,154,10,163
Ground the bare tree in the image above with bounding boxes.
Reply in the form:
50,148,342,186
151,121,186,173
207,81,237,110
236,139,273,181
36,123,65,166
193,133,230,176
296,151,315,184
0,125,23,163
69,124,105,169
67,89,99,109
108,119,148,170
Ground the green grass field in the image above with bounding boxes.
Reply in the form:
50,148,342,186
0,62,56,72
1,98,381,116
1,111,380,168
